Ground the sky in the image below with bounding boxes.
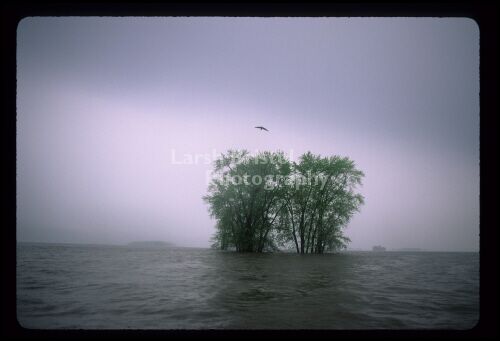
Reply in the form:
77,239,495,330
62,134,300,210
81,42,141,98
16,17,479,251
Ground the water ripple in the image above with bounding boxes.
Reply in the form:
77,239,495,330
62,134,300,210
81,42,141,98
17,244,479,329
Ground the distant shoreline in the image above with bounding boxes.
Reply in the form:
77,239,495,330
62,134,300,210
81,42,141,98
342,249,479,253
127,241,175,248
15,241,478,253
16,241,209,249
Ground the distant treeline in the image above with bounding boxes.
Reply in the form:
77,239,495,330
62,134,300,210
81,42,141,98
204,150,364,254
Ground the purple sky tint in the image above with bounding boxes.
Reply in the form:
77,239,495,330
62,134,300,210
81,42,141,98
17,17,479,251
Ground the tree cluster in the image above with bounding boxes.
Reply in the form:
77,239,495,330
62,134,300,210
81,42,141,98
204,150,364,253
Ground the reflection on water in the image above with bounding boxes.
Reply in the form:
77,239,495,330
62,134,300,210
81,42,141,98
17,243,478,329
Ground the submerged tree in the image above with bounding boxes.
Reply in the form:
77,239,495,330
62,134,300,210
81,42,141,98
204,150,291,252
204,150,364,253
281,152,365,254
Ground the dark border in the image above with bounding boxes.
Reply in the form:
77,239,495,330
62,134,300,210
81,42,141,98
2,2,498,339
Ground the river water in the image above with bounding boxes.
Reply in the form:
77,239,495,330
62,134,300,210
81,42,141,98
17,243,479,329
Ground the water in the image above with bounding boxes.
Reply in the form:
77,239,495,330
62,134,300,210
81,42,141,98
17,243,479,329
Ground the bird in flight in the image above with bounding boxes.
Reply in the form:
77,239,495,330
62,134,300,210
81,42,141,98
255,126,269,132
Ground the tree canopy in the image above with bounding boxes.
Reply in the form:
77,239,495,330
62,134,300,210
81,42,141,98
204,150,364,254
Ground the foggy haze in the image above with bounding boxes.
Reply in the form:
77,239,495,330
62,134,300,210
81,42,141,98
17,17,479,251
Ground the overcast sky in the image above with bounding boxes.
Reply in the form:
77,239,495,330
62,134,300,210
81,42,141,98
17,17,479,251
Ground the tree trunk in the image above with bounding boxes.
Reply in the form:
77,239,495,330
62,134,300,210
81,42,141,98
299,212,305,254
286,203,300,254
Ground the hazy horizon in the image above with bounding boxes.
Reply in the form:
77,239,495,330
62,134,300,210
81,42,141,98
16,240,480,253
17,17,479,252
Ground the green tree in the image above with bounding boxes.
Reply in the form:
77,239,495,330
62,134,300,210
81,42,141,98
204,150,291,252
281,152,364,254
204,150,364,254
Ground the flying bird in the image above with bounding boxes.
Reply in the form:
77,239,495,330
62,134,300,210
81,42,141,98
255,126,269,132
